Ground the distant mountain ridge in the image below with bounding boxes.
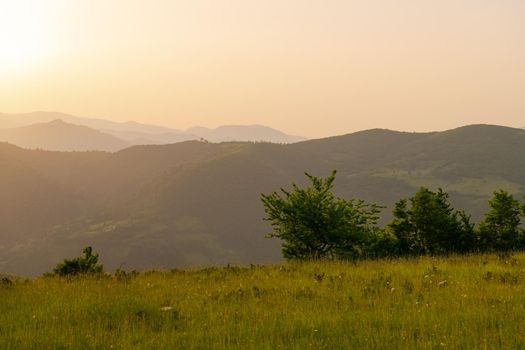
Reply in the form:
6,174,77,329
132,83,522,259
0,124,524,276
0,112,305,150
187,125,305,143
0,119,129,152
0,111,185,134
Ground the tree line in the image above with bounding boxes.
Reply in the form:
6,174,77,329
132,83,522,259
261,170,525,260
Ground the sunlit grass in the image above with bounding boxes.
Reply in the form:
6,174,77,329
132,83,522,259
2,253,525,349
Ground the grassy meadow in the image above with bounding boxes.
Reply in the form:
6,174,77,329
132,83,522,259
2,253,525,349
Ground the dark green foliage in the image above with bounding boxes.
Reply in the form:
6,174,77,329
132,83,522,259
388,188,476,255
263,171,525,260
1,276,13,288
52,246,104,277
361,230,399,258
478,190,523,251
456,210,477,252
261,170,382,260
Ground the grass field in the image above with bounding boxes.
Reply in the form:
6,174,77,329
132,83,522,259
2,253,525,349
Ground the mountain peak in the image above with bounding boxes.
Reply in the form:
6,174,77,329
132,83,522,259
47,119,68,125
187,124,306,143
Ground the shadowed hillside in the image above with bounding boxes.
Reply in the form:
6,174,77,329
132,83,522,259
1,124,524,275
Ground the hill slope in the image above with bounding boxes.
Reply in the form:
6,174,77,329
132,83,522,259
1,124,524,275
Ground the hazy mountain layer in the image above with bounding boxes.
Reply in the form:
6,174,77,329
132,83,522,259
0,124,524,275
0,120,129,152
0,112,305,148
0,111,185,134
187,125,306,143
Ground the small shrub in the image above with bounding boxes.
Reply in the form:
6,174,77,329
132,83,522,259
483,271,494,281
51,246,104,277
498,272,519,284
1,276,13,288
313,272,325,283
114,268,139,282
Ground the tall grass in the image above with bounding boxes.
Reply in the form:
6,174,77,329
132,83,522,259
2,253,525,349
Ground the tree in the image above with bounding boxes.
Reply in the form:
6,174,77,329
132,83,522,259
388,188,475,255
478,190,523,251
51,246,104,277
389,198,425,255
261,170,382,260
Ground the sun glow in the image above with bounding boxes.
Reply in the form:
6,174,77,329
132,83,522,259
0,1,51,74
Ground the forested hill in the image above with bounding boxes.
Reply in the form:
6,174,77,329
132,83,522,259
1,124,524,275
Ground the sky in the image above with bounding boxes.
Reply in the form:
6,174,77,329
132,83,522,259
0,0,523,138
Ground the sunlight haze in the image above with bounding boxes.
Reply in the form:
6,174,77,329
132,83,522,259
0,0,523,137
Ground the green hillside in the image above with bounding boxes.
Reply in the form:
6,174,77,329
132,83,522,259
1,125,524,275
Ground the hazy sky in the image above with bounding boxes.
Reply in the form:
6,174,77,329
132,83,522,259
0,0,523,137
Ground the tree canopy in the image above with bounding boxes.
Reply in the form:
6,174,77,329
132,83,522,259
388,188,475,255
478,190,523,251
263,171,525,260
261,170,382,260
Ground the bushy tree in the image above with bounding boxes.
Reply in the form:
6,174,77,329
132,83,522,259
361,229,399,259
52,246,104,277
261,170,382,260
388,188,475,255
478,190,523,251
